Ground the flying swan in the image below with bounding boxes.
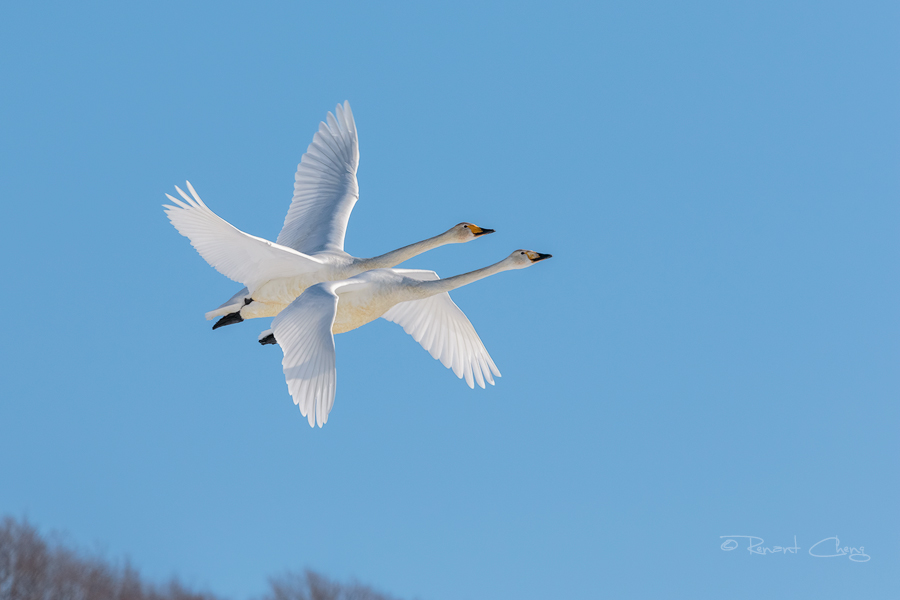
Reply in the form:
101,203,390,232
164,102,493,328
259,249,552,427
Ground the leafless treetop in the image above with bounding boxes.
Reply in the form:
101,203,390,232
0,517,406,600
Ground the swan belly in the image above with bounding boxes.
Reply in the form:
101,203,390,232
331,294,394,334
240,277,314,319
240,299,286,319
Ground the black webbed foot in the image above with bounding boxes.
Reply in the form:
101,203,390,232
212,312,244,330
259,333,277,345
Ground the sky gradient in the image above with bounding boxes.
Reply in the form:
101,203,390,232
1,1,898,598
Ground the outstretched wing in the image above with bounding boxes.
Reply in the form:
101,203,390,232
272,284,340,428
276,101,360,255
382,270,501,389
164,182,324,293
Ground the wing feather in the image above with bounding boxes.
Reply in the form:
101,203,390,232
381,270,500,388
276,101,360,254
272,285,340,428
164,182,324,293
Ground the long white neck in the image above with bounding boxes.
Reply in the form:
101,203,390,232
407,257,515,300
355,229,455,271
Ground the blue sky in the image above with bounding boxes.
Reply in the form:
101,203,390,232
1,1,897,598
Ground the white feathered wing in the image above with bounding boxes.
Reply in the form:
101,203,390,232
382,270,501,389
163,182,324,294
271,284,340,428
276,101,360,255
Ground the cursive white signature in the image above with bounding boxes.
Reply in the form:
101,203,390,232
719,535,870,562
808,536,870,562
720,535,800,555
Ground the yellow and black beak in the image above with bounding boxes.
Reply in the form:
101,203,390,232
471,226,495,237
526,251,552,262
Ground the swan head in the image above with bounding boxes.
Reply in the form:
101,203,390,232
450,222,495,242
507,249,553,269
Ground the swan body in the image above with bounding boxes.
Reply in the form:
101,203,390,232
164,101,493,326
265,250,552,427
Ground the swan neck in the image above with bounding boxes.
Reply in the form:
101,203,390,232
358,231,450,270
413,259,511,298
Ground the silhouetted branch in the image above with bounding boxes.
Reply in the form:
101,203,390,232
0,517,409,600
260,569,401,600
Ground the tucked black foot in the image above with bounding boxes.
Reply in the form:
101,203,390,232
212,312,244,330
259,333,277,346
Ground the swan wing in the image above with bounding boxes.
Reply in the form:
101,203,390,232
381,270,501,389
272,284,340,428
164,182,325,293
276,101,360,255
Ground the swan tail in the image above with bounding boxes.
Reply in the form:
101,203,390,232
204,287,251,320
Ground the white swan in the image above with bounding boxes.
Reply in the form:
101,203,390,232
261,250,552,427
164,101,493,328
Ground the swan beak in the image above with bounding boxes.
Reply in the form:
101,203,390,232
472,227,495,237
529,252,552,262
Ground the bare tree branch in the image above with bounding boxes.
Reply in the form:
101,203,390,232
0,517,410,600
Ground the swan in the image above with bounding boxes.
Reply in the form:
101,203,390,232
259,249,552,427
164,101,493,328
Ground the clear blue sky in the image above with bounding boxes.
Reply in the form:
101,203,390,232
1,1,897,598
